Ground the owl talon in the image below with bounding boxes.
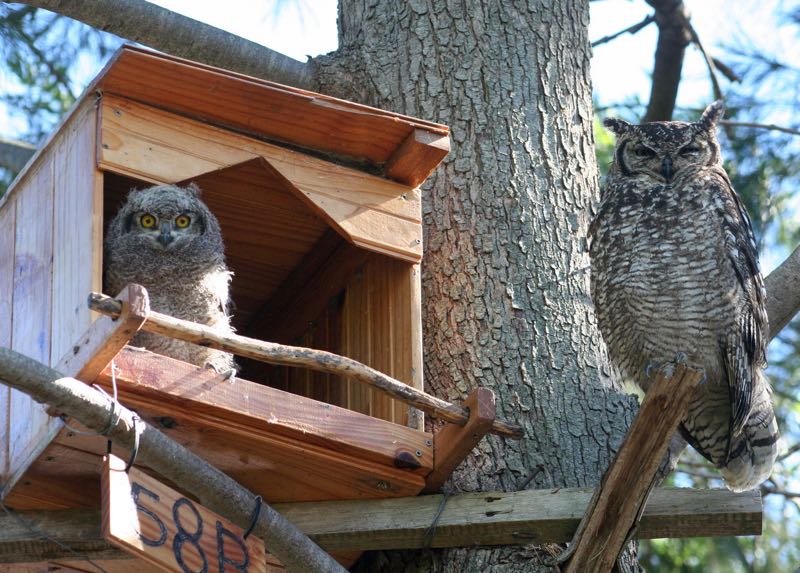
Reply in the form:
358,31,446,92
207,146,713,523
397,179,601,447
674,352,688,364
204,362,237,383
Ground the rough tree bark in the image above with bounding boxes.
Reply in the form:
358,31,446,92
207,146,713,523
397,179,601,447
313,1,638,570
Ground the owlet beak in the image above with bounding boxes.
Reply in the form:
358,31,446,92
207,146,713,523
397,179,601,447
158,222,175,247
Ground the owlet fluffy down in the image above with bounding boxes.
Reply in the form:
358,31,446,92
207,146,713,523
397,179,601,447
589,102,778,491
104,183,235,373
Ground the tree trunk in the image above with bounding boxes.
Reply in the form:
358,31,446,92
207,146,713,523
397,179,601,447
314,1,639,570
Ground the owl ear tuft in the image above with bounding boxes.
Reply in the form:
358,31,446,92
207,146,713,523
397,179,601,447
695,100,725,132
184,182,203,197
603,117,633,136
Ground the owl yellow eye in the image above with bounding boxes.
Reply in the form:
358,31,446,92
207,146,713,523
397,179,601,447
140,214,157,228
175,215,191,229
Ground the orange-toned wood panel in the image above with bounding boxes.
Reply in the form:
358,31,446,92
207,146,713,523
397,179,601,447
0,198,15,480
273,257,421,426
177,159,330,330
94,347,432,473
97,46,447,170
51,100,102,366
8,159,54,488
98,96,423,262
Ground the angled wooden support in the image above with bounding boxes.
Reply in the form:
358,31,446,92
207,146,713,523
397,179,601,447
562,363,706,573
424,387,495,492
58,284,150,383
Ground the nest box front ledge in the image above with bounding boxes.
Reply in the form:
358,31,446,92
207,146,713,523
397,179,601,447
5,284,520,514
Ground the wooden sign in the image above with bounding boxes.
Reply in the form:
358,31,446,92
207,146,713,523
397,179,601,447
101,454,267,573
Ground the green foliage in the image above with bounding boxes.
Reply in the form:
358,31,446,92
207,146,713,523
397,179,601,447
0,4,119,196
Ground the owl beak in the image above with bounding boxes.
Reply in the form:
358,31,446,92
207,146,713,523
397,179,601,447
157,222,174,247
661,156,674,181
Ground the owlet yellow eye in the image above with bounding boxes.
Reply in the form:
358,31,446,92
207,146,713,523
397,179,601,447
140,214,156,228
175,215,191,229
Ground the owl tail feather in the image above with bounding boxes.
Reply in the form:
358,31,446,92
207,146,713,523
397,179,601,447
720,399,778,492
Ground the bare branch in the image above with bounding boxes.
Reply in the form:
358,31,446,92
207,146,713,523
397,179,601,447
12,0,316,89
0,347,345,572
765,244,800,340
685,20,723,103
0,138,35,173
721,120,800,137
591,14,656,48
712,57,742,83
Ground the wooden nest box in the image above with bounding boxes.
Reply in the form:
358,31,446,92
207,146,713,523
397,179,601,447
0,44,467,538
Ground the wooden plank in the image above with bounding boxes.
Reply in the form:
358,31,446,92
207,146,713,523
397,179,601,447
384,129,450,187
0,561,163,573
370,259,395,423
563,364,706,573
102,454,267,573
51,100,100,367
9,158,55,489
0,199,15,480
94,346,433,474
55,284,150,383
275,487,763,551
342,267,372,417
406,263,425,430
424,388,495,493
98,96,423,262
96,46,448,175
2,487,759,558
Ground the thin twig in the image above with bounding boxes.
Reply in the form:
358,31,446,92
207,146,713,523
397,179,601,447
720,120,800,137
591,14,656,47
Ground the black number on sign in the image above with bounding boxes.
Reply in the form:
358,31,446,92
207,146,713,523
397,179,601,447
131,482,167,547
216,520,250,572
173,497,208,573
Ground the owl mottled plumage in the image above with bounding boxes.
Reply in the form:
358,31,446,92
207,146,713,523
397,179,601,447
590,102,778,491
104,183,235,373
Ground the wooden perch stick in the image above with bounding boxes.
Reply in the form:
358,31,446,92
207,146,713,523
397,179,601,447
88,290,525,439
0,347,346,573
562,362,706,573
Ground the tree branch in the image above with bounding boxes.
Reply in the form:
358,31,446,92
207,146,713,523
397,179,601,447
0,138,36,173
721,120,800,137
765,244,800,339
643,0,692,122
0,347,345,573
591,14,656,48
11,0,316,89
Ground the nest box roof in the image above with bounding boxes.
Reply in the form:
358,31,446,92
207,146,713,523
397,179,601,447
90,45,450,187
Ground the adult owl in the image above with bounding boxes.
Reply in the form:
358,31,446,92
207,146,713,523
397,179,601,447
589,101,778,491
104,183,235,374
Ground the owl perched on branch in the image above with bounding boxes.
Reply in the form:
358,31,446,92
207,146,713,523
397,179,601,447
589,101,778,491
105,183,235,374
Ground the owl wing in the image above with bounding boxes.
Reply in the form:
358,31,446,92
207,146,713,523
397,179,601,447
714,171,768,442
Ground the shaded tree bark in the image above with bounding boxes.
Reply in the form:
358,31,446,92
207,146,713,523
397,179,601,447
313,1,639,570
